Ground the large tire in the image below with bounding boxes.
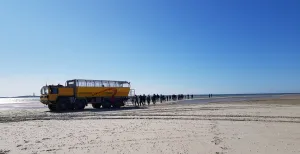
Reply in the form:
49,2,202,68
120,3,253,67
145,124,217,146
112,104,121,109
67,103,74,110
56,102,67,112
74,99,86,110
48,104,56,111
112,100,122,109
92,103,101,109
102,101,111,109
56,98,69,112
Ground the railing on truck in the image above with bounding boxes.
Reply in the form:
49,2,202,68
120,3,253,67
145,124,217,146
65,79,131,88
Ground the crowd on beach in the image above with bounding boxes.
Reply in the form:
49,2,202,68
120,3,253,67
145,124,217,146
131,94,194,106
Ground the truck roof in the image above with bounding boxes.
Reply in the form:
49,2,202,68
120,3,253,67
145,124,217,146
67,79,130,84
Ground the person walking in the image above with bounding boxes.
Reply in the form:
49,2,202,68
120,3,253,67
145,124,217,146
139,95,143,106
134,95,138,106
143,94,146,105
147,95,151,105
152,94,156,105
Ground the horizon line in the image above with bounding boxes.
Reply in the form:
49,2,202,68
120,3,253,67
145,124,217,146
1,92,300,98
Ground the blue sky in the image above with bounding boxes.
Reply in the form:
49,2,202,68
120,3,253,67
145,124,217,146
0,0,300,96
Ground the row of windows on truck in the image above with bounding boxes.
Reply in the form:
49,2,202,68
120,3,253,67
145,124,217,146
68,81,130,87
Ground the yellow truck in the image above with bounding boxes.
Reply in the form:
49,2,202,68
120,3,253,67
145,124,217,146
40,79,132,111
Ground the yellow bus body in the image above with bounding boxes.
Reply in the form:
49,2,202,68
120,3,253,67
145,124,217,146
40,87,130,104
40,79,132,111
76,87,130,97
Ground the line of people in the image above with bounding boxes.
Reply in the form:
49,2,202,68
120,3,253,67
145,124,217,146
131,94,194,106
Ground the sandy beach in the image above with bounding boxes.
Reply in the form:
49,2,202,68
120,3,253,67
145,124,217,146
1,95,300,154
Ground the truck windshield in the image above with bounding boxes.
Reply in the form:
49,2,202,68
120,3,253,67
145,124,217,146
40,87,49,95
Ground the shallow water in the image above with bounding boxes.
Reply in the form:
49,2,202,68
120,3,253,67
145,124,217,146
0,97,45,110
0,97,40,104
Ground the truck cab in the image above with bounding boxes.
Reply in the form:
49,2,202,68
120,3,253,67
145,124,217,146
40,85,72,105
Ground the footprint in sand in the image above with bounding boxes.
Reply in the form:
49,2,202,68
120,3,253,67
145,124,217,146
46,149,58,152
0,149,11,154
21,147,27,150
212,136,222,145
42,138,50,140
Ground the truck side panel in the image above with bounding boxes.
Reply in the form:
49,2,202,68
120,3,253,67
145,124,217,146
47,88,74,103
76,87,130,98
48,94,58,102
59,87,74,96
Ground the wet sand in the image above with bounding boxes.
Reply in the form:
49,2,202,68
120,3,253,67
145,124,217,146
0,95,300,154
0,94,283,110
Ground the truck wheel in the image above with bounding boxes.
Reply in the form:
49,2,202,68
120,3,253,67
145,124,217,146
48,104,56,111
56,102,67,111
74,100,85,110
67,103,74,110
102,102,111,109
112,100,122,108
74,102,84,110
112,104,121,109
92,103,101,109
56,98,69,111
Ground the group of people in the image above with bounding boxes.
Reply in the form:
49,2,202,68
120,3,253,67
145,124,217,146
131,94,194,106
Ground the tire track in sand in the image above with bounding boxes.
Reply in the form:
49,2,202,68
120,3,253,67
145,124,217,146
210,120,228,154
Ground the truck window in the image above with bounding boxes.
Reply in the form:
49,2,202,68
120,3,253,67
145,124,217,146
44,88,48,94
87,81,95,87
103,81,109,87
50,87,58,94
41,87,49,95
67,81,75,87
77,80,87,87
95,81,102,87
109,82,116,87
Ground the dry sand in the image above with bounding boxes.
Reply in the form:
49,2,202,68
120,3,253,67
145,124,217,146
1,95,300,154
